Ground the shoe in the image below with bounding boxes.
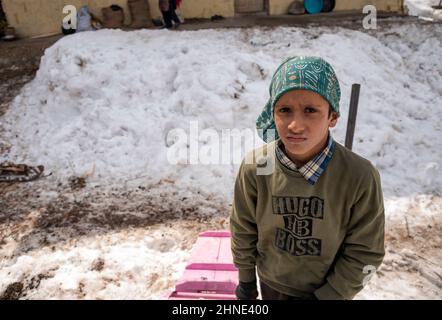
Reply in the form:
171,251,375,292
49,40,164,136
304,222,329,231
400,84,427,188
2,27,17,41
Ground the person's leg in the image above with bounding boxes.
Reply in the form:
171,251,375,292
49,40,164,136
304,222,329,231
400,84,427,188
171,10,181,25
161,10,173,28
167,0,181,26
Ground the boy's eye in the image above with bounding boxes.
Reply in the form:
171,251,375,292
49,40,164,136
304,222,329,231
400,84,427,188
305,107,317,113
278,107,291,113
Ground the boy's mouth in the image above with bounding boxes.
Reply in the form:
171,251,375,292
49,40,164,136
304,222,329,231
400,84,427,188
286,135,307,143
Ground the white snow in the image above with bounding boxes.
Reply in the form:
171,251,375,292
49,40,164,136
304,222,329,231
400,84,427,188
0,218,191,299
1,21,441,299
2,26,441,198
405,0,442,20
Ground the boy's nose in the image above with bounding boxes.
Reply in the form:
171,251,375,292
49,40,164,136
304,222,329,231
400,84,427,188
287,117,305,133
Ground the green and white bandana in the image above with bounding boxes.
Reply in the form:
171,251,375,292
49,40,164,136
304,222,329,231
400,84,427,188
256,56,341,142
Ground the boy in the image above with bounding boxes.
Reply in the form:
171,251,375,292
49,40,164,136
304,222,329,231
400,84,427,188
230,56,385,300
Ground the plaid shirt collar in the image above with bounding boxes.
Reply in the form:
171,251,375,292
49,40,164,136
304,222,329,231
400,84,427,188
275,133,336,185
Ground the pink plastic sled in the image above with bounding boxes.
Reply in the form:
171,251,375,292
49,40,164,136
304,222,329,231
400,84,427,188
167,230,238,300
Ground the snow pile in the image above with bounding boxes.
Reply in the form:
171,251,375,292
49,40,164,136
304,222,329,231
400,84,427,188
405,0,442,20
1,29,273,199
2,25,441,199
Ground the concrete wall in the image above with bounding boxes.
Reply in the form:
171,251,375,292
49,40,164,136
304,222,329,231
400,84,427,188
334,0,403,12
3,0,133,37
270,0,404,15
269,0,296,15
2,0,236,38
179,0,234,19
2,0,403,38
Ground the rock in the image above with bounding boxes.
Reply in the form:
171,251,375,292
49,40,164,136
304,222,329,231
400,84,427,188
288,1,305,15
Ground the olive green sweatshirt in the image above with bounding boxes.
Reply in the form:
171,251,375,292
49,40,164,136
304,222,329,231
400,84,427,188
230,140,385,300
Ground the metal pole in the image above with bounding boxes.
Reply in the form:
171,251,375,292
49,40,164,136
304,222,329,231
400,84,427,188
345,83,361,151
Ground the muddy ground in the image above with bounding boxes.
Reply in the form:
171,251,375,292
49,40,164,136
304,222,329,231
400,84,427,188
1,175,440,299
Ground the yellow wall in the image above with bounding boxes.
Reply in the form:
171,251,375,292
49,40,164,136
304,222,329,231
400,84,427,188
179,0,234,19
2,0,235,38
269,0,295,15
270,0,403,15
3,0,133,37
334,0,403,12
2,0,403,38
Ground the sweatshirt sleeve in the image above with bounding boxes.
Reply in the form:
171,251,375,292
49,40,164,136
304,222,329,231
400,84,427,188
314,166,386,300
230,161,259,283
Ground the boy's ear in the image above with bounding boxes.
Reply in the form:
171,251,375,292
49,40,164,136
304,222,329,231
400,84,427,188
328,112,338,128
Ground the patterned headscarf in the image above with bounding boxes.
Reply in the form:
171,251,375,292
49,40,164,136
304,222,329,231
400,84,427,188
256,56,341,142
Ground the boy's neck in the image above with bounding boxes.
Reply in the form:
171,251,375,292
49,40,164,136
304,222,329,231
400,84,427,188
281,132,330,167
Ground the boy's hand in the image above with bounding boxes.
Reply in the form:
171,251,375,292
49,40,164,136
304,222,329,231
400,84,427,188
235,281,258,300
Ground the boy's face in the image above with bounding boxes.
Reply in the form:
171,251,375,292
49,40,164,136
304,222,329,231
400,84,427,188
274,89,338,166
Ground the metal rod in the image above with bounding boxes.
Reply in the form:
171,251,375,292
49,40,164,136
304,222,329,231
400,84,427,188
345,83,361,150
